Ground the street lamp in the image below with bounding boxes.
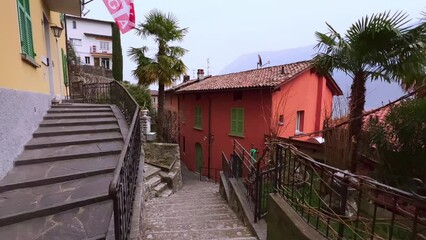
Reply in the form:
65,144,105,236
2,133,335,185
50,25,63,38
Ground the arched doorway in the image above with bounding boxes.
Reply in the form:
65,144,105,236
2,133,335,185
195,143,203,172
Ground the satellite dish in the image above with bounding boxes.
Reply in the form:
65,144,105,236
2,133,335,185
257,54,263,69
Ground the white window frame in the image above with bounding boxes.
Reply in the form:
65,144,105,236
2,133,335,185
85,56,90,64
100,41,109,50
296,111,304,134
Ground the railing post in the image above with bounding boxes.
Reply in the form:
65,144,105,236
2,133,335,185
274,144,279,192
254,161,261,223
338,176,349,240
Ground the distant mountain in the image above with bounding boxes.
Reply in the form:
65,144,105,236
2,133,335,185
220,45,405,112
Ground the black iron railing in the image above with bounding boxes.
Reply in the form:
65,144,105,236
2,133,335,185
82,82,111,104
276,143,426,240
81,81,141,240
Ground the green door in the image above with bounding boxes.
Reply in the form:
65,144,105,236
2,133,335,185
195,143,203,172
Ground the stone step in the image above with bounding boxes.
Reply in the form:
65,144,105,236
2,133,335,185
44,112,115,119
25,132,123,149
146,201,229,211
144,226,254,240
146,203,232,214
33,124,120,137
0,200,113,239
144,164,162,180
145,176,162,189
51,103,111,109
145,205,236,218
153,182,168,194
145,218,248,232
40,117,118,127
47,107,112,114
0,173,112,227
15,141,123,166
0,155,118,192
160,189,173,198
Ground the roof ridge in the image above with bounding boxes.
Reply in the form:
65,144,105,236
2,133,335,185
214,59,313,78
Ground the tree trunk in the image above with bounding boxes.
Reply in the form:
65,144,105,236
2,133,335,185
157,82,165,142
348,72,367,173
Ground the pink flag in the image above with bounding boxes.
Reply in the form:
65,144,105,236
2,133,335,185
103,0,136,34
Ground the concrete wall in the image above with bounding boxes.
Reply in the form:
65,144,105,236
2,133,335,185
267,193,327,240
0,1,67,98
0,88,51,179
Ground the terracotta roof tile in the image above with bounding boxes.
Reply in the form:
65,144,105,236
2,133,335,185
177,60,313,92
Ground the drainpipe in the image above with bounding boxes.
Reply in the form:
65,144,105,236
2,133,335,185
207,98,212,179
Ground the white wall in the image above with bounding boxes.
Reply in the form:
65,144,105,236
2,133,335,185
66,17,113,68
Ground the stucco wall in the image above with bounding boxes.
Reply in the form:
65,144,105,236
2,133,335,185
179,89,272,180
0,1,67,98
0,88,51,179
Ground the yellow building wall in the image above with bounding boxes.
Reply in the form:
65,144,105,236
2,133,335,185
0,0,67,97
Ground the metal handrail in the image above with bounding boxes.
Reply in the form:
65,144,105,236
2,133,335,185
81,80,141,240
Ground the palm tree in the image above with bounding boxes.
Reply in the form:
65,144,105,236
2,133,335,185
314,11,426,172
129,9,187,141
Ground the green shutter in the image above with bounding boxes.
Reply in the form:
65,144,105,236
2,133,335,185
230,108,244,136
17,0,34,58
194,106,202,129
61,48,69,87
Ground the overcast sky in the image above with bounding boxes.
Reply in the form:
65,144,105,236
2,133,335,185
85,0,425,84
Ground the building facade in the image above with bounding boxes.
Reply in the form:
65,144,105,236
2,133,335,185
166,61,342,180
0,0,80,178
65,15,114,70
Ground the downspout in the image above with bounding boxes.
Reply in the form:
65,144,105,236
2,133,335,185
207,98,212,179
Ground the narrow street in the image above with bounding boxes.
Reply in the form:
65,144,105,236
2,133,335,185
143,165,257,240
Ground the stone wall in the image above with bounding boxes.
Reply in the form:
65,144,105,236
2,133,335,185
267,194,327,240
0,88,51,179
80,65,113,79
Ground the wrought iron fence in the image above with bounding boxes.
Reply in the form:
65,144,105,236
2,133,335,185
276,143,426,240
82,82,111,104
81,81,141,240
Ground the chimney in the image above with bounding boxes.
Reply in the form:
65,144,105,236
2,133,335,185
197,69,204,80
183,75,190,82
281,66,285,74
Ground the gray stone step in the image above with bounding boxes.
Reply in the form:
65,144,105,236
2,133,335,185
145,205,236,219
0,173,112,227
33,124,120,137
44,112,115,119
51,103,111,108
145,176,162,189
40,117,118,127
154,182,168,194
0,200,113,239
15,141,123,166
144,164,162,180
47,107,111,113
145,218,248,232
26,132,123,149
144,227,254,240
0,155,118,192
160,189,173,198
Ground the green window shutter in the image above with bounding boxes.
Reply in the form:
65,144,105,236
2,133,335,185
17,0,34,58
61,48,69,87
230,108,244,136
237,108,244,134
194,106,202,128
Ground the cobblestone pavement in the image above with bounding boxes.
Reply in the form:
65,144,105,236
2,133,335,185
143,165,257,240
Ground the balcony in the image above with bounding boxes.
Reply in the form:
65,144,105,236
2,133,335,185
44,0,81,16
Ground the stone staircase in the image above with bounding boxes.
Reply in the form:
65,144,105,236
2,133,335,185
143,168,257,240
144,164,174,199
0,103,124,239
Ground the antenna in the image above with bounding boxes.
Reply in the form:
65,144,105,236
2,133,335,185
207,58,210,76
257,54,270,69
192,69,196,79
257,54,262,69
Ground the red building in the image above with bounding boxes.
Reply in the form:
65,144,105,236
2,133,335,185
165,61,342,179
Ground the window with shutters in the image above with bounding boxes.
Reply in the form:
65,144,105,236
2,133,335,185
17,0,35,59
230,108,244,137
194,106,202,129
